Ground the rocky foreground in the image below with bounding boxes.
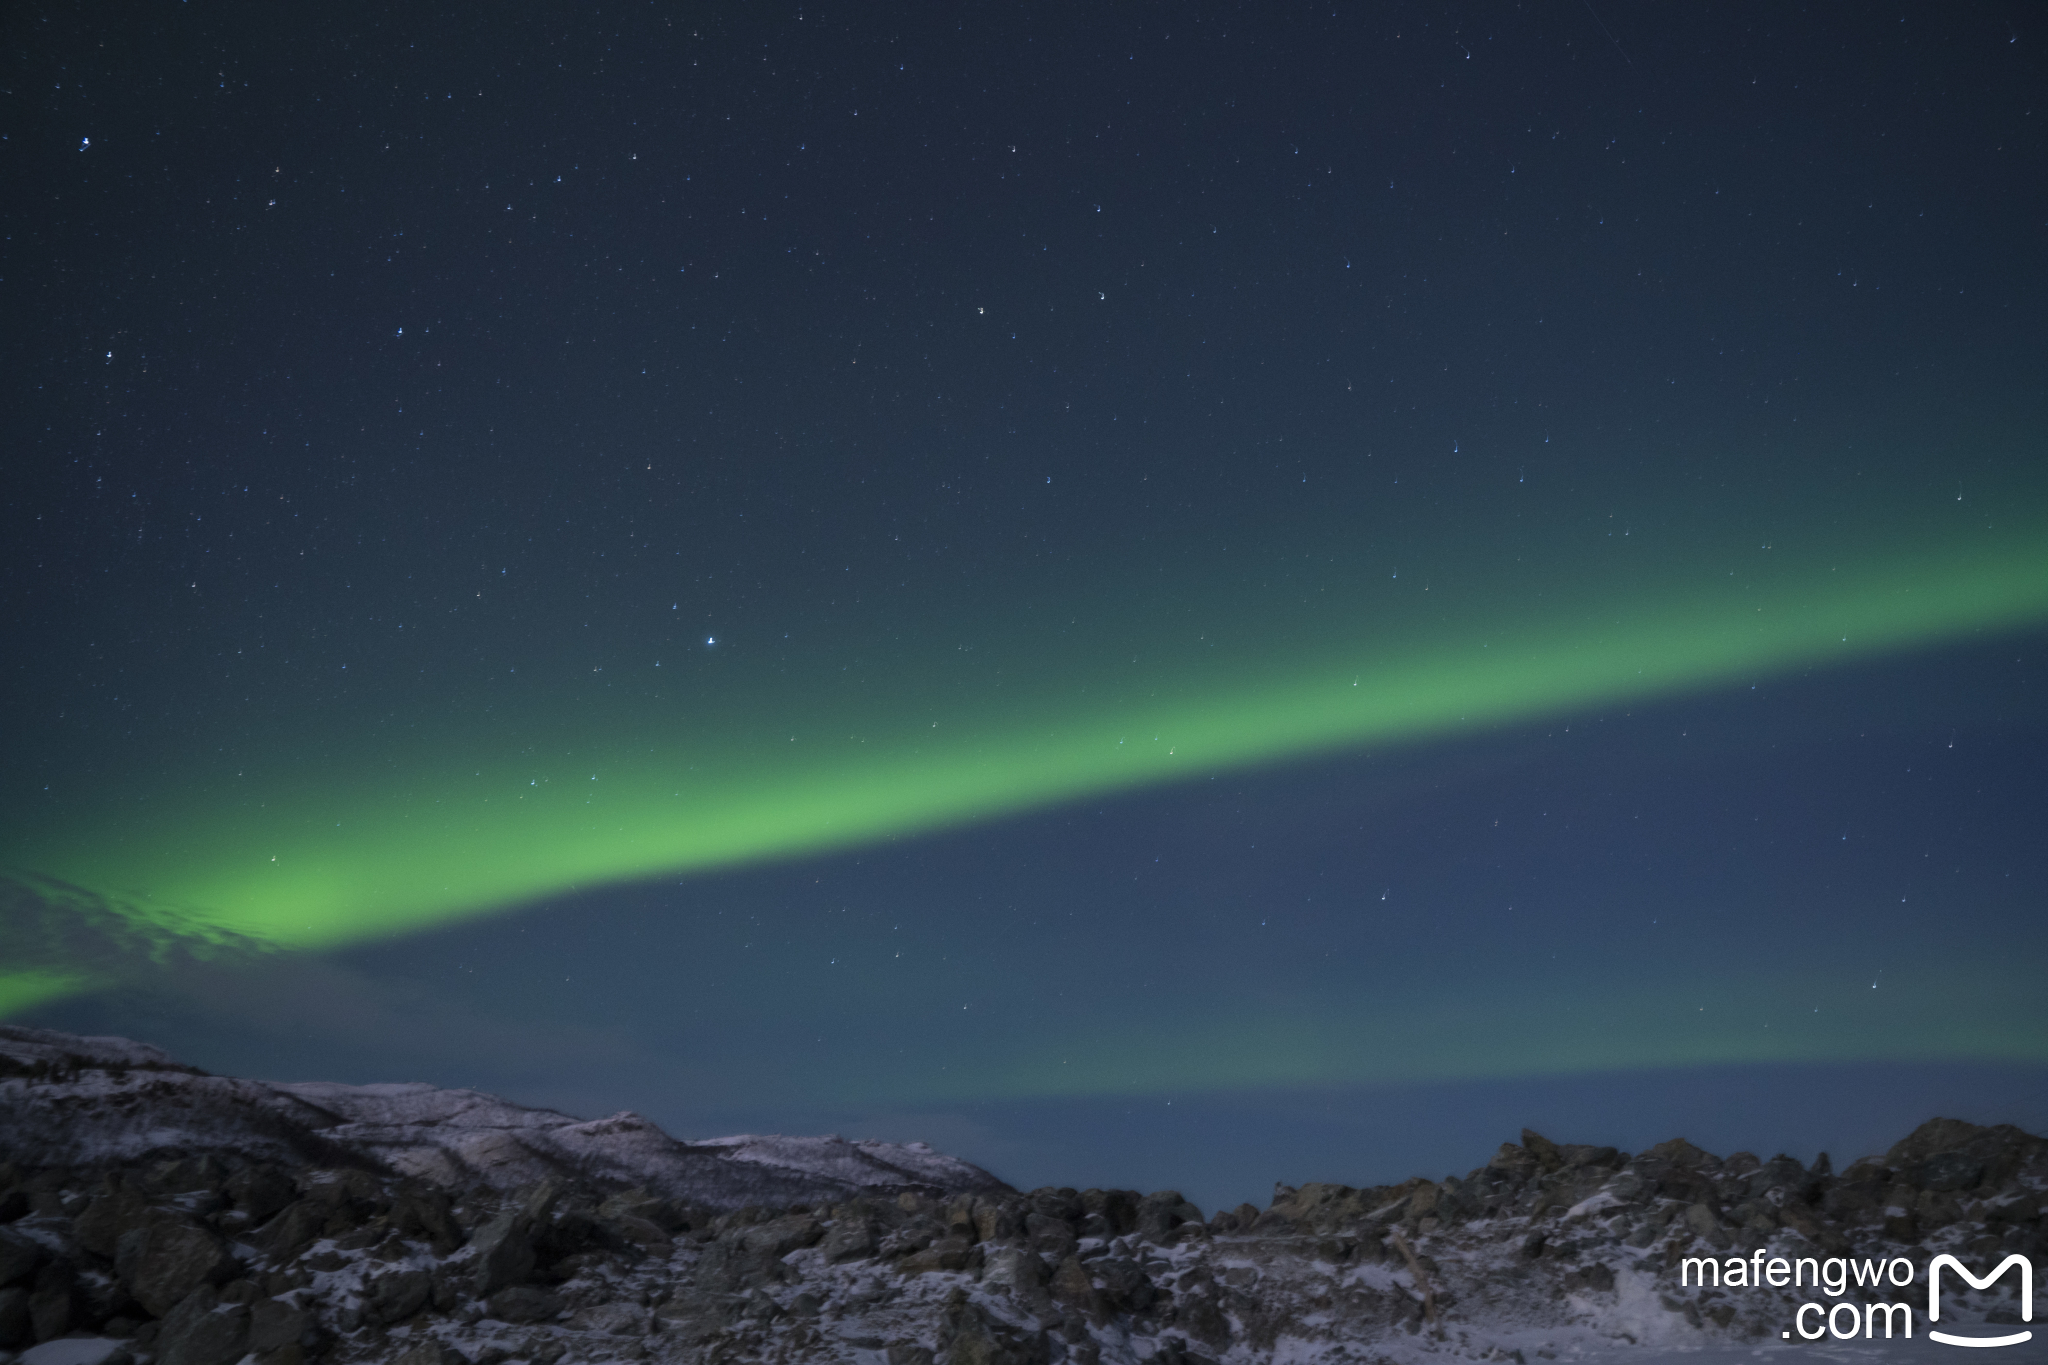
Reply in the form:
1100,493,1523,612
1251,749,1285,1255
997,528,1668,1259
1,1027,2042,1365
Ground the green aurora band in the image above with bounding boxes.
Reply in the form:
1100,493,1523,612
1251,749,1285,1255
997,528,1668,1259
5,509,2047,1038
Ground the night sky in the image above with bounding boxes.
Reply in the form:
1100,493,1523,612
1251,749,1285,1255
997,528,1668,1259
5,2,2045,1214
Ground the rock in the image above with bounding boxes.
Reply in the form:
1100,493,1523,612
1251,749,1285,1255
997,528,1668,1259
879,1222,942,1259
1913,1152,1987,1192
1090,1259,1156,1314
1023,1212,1077,1263
1047,1256,1104,1324
517,1178,566,1223
223,1167,297,1224
980,1245,1056,1322
937,1297,1051,1365
652,1289,734,1343
1080,1189,1138,1239
570,1301,649,1334
72,1183,155,1259
974,1200,1024,1243
246,1297,311,1354
390,1185,463,1253
249,1200,326,1259
367,1268,434,1324
0,1230,45,1289
1886,1117,1993,1167
1027,1189,1083,1223
115,1217,236,1318
1644,1138,1716,1170
900,1236,981,1275
737,1214,823,1258
599,1211,673,1253
29,1261,80,1342
1135,1192,1204,1244
295,1168,385,1220
485,1285,563,1324
0,1286,31,1348
390,1340,466,1365
821,1217,877,1263
942,1194,980,1239
469,1210,536,1296
1174,1274,1231,1350
1520,1131,1566,1173
156,1285,250,1365
1564,1263,1616,1293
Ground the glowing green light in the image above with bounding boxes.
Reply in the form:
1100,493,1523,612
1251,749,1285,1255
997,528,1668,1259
6,522,2042,970
0,971,92,1017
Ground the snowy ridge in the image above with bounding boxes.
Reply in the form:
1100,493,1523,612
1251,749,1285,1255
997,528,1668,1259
0,1026,1011,1210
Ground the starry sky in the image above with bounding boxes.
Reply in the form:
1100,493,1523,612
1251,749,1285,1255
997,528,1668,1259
4,1,2045,1212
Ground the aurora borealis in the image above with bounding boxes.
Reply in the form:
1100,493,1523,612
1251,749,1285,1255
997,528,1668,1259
5,2,2046,1207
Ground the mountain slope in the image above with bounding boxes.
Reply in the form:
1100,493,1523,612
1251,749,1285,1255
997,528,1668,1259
1,1027,2042,1365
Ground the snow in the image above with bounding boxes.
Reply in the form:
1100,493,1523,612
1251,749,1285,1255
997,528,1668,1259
16,1340,128,1365
0,1025,1010,1210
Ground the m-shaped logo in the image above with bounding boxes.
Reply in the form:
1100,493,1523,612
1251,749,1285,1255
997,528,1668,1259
1927,1253,2033,1350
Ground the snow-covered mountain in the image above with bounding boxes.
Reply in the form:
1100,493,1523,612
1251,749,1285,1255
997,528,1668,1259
2,1026,2042,1365
0,1026,1008,1211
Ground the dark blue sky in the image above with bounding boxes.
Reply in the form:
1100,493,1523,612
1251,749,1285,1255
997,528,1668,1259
4,1,2044,1212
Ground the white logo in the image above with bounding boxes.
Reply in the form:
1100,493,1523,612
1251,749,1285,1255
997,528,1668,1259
1928,1253,2033,1349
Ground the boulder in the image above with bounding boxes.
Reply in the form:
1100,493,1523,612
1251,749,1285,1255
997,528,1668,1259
485,1285,564,1324
1079,1189,1138,1239
29,1260,81,1342
389,1185,463,1253
0,1286,30,1348
570,1300,650,1334
1024,1212,1077,1263
0,1228,46,1288
1026,1189,1082,1223
247,1296,312,1353
899,1236,980,1275
1914,1152,1987,1192
821,1217,877,1263
1175,1277,1232,1350
116,1218,236,1318
653,1287,735,1343
1047,1255,1104,1324
1564,1262,1616,1293
1135,1192,1204,1244
981,1245,1057,1322
936,1297,1050,1365
974,1199,1024,1243
1643,1138,1717,1171
250,1200,326,1259
736,1214,823,1258
73,1182,156,1258
598,1210,673,1253
156,1285,250,1365
224,1166,297,1224
391,1340,466,1365
469,1210,536,1296
1519,1131,1566,1173
1091,1259,1156,1314
366,1268,434,1324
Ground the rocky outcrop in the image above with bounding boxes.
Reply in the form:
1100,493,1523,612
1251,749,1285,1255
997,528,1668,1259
1,1028,2042,1364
